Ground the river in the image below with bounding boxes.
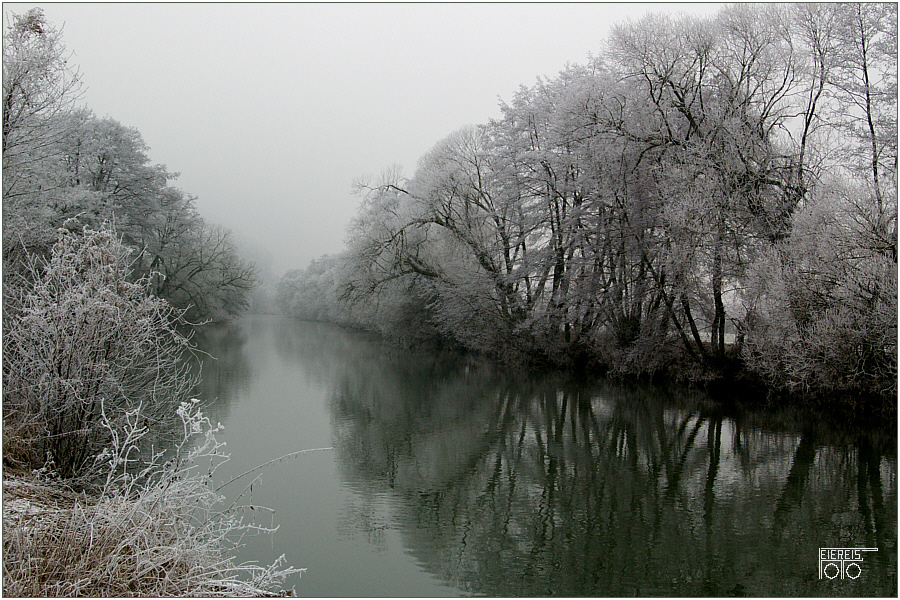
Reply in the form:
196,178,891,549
191,314,897,597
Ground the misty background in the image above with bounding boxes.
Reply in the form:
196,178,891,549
5,2,723,280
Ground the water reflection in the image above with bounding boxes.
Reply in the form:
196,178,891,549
190,322,254,425
326,352,897,596
194,317,896,597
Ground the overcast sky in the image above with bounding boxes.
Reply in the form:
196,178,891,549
6,2,724,278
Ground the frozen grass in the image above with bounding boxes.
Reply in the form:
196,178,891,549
2,400,303,597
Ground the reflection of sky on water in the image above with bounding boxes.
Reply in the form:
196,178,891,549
198,315,897,597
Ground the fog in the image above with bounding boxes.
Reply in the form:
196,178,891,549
5,2,722,278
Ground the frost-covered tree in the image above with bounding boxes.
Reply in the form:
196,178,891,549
744,178,897,400
492,66,605,356
43,112,259,322
3,8,83,262
338,129,539,356
3,225,196,478
608,6,804,363
830,2,898,212
287,3,895,404
741,3,897,401
277,254,348,322
2,8,82,200
3,10,256,323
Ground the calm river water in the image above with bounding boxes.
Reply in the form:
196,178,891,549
192,315,897,597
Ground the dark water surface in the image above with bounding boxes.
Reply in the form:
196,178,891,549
193,315,897,597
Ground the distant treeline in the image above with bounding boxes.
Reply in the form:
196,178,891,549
278,4,897,409
3,9,256,323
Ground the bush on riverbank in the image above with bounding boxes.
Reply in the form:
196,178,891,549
3,226,196,482
2,225,299,596
3,401,300,597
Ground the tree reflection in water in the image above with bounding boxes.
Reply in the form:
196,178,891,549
327,354,896,596
190,321,254,421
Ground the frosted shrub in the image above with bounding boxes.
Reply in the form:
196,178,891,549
2,398,302,597
2,225,196,480
743,184,898,401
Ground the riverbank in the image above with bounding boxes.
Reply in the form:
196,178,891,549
282,314,897,419
2,463,298,597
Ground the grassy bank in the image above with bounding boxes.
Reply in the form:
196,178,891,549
2,401,301,597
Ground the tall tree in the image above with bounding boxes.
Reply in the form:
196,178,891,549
831,2,898,214
3,8,82,260
3,8,81,199
609,6,802,362
742,3,898,400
